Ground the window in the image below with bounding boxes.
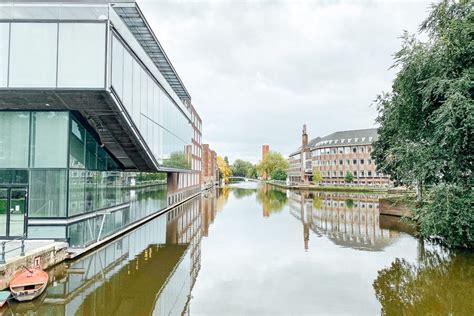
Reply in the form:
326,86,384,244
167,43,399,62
360,159,364,164
338,147,343,154
352,147,357,153
0,112,29,168
9,23,57,87
353,171,357,177
368,171,372,176
31,112,69,168
361,171,365,177
339,160,343,165
29,170,67,217
353,159,357,165
368,159,372,164
346,160,350,165
360,147,364,153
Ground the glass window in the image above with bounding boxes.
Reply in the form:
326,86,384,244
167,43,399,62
28,226,66,239
68,169,85,217
31,112,68,168
9,23,57,87
57,23,106,88
29,170,67,217
0,112,30,168
111,35,124,99
70,118,86,168
0,170,28,185
353,159,357,165
360,159,364,164
85,131,97,170
0,23,9,87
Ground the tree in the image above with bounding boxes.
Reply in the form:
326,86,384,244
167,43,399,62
271,169,287,181
344,171,353,183
312,169,323,184
231,159,254,178
246,165,258,179
257,151,289,180
372,0,473,248
217,156,232,184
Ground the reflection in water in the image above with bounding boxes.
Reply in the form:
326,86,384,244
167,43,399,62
5,187,221,316
5,182,472,315
288,189,404,251
373,244,474,315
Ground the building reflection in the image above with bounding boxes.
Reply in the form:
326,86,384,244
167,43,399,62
288,191,403,251
5,188,220,316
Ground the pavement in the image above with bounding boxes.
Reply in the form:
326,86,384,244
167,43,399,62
0,239,57,261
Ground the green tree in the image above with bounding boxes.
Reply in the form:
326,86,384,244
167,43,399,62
246,165,258,179
231,159,254,178
372,0,473,248
271,169,287,181
257,151,289,180
344,171,353,183
312,169,323,184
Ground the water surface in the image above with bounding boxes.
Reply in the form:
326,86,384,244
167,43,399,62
4,182,473,315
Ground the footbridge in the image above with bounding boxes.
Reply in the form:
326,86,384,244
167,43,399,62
229,177,261,182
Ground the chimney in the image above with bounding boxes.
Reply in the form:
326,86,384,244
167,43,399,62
302,124,308,148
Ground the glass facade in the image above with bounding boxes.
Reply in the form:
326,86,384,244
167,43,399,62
0,111,167,243
111,35,192,170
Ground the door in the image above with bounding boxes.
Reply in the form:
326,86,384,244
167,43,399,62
0,187,27,238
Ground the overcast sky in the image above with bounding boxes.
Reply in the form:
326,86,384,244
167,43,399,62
138,0,433,163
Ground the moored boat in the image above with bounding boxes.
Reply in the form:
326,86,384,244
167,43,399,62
0,291,10,307
9,268,49,302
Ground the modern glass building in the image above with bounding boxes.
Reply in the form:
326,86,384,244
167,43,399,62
0,1,197,244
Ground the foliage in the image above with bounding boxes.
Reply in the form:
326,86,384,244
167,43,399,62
163,151,191,169
271,168,287,181
136,172,166,182
312,169,323,183
372,0,473,248
217,156,232,184
246,165,258,179
256,185,288,213
415,184,473,248
373,248,474,315
257,151,289,180
312,196,322,209
344,171,353,183
345,199,354,208
231,159,254,178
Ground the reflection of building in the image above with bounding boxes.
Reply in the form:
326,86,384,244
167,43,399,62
288,126,391,185
25,189,220,316
288,191,400,251
261,144,270,180
202,144,219,187
0,1,210,244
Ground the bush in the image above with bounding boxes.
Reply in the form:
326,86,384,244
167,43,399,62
416,184,473,248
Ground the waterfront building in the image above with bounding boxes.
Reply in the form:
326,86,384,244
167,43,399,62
202,144,219,187
0,1,208,245
288,126,390,185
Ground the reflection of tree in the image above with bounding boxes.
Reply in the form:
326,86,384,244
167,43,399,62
373,247,474,315
163,151,190,169
233,188,257,199
256,186,288,214
216,186,230,211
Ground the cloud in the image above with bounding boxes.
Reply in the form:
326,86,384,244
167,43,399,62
138,0,432,163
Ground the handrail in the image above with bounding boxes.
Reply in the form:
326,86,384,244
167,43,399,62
0,234,27,264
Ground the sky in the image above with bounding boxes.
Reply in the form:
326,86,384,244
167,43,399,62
138,0,433,163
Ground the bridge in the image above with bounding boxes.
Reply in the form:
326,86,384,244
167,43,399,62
228,177,261,182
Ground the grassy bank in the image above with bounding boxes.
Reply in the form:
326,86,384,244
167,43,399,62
265,180,390,194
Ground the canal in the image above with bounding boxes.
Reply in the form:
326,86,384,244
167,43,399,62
3,182,473,315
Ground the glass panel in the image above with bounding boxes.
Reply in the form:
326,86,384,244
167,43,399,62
29,170,67,217
70,118,86,169
111,35,123,98
0,23,9,87
69,169,85,217
27,225,66,239
31,112,69,168
9,22,57,87
0,112,30,168
0,189,6,236
85,131,97,170
9,188,26,236
57,23,106,88
0,170,28,185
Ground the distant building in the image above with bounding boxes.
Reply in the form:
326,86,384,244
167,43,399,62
288,126,390,185
202,144,219,187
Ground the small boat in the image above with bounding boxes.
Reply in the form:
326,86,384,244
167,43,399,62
9,268,49,302
0,291,10,307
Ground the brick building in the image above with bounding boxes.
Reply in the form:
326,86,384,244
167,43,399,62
202,144,219,187
288,126,390,185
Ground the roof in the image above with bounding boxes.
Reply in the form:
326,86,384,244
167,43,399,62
113,4,192,101
289,128,378,156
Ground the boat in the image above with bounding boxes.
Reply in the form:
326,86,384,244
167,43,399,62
9,268,49,302
0,291,10,307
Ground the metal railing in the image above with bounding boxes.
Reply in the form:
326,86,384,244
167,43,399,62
0,234,26,264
